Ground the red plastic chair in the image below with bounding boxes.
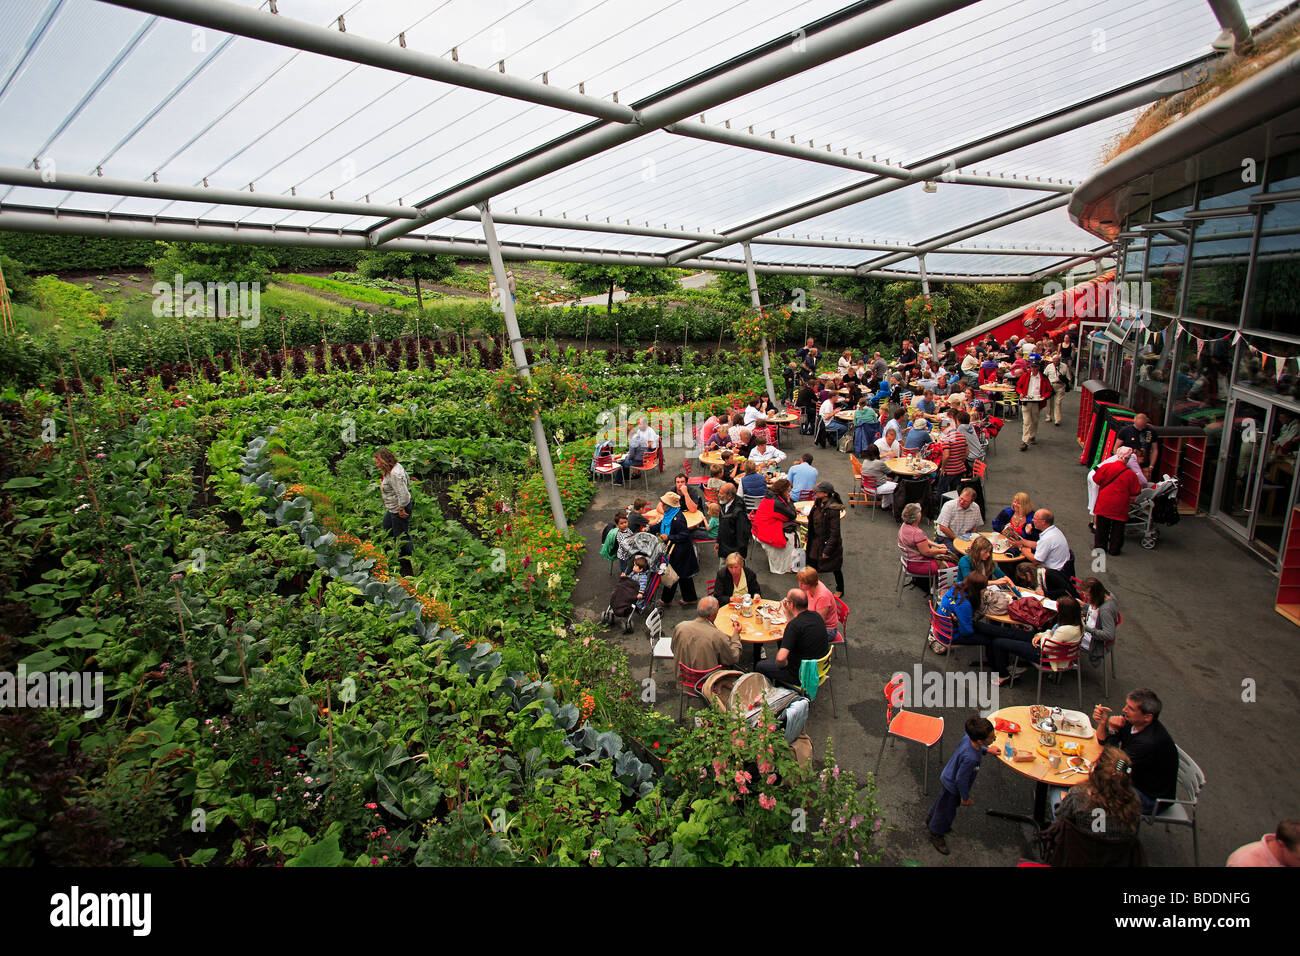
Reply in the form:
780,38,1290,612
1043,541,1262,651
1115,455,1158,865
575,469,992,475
876,675,945,793
832,596,851,679
677,662,722,720
796,489,816,502
1022,637,1083,709
925,600,958,675
971,459,987,480
592,452,620,486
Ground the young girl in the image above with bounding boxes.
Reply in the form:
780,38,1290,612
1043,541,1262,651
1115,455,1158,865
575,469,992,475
705,501,720,539
705,463,726,494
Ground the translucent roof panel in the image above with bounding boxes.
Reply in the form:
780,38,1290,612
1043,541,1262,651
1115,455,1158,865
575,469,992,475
0,0,1295,280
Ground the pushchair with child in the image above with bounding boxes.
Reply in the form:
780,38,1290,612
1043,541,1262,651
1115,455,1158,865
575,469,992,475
601,533,663,633
1128,475,1180,550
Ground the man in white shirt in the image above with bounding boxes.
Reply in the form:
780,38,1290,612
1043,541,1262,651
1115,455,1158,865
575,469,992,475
743,401,764,427
1018,508,1070,571
936,487,983,546
875,425,902,459
748,435,787,468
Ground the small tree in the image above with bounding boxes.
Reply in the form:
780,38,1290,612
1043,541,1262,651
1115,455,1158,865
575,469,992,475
357,251,456,309
713,271,813,315
550,263,677,312
149,242,277,286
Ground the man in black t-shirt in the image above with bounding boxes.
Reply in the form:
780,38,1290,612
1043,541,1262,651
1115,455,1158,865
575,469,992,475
897,341,918,379
1093,688,1179,815
756,589,829,689
1116,413,1158,479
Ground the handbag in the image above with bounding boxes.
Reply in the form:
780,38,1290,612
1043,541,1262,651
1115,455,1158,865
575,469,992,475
658,544,680,588
1008,596,1055,629
981,588,1013,616
837,430,853,453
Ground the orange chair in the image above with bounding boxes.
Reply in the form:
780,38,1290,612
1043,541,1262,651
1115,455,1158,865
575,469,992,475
876,674,945,793
971,459,987,480
678,662,722,721
592,451,620,486
847,454,866,507
631,444,660,490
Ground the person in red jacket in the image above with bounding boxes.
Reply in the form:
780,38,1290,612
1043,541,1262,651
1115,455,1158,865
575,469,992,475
1092,447,1145,556
1015,356,1052,452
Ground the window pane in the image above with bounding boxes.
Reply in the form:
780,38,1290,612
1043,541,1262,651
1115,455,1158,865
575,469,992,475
1169,326,1232,510
1234,335,1300,404
1122,237,1146,283
1146,229,1187,314
1265,149,1300,193
1133,324,1175,424
1185,214,1254,323
1243,200,1300,334
1197,166,1255,210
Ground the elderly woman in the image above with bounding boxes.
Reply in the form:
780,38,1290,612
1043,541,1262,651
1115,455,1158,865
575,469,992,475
1092,447,1145,556
654,491,700,606
898,501,955,580
806,480,846,596
374,447,414,570
751,478,801,575
711,551,764,604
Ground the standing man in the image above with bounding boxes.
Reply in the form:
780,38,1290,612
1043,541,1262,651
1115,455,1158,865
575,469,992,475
796,336,817,367
715,483,751,568
1016,355,1052,452
1117,412,1159,479
1092,689,1179,816
898,340,919,380
1043,350,1067,427
671,597,744,672
872,351,889,380
756,589,829,689
937,418,969,498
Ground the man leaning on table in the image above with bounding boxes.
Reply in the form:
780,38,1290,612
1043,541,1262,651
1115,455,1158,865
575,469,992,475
935,487,983,549
671,597,744,672
1092,688,1179,816
748,433,787,468
755,589,828,689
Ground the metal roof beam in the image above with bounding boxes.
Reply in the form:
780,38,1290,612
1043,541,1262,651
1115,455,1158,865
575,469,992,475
854,194,1071,273
0,165,415,220
750,235,1095,256
103,0,637,124
444,210,723,242
366,0,980,247
664,121,1073,193
667,66,1202,264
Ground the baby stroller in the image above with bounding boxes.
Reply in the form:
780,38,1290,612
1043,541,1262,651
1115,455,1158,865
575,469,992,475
1128,475,1180,550
601,533,663,633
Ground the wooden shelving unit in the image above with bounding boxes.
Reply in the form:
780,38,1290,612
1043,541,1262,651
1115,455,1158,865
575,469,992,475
1276,506,1300,627
1159,435,1208,515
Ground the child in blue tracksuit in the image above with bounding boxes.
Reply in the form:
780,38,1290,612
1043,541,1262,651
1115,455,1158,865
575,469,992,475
926,715,1000,855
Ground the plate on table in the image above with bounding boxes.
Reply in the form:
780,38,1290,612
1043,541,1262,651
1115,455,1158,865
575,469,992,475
1029,709,1093,739
987,532,1012,553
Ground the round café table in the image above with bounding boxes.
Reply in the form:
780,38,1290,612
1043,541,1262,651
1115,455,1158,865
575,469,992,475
950,533,1023,565
724,597,786,668
885,456,937,476
986,705,1101,828
646,507,705,529
767,412,799,426
835,410,855,423
699,450,729,467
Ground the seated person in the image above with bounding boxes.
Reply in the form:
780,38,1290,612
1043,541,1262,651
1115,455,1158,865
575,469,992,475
1092,688,1180,816
992,491,1038,541
756,589,829,689
935,486,983,547
990,595,1083,687
1016,509,1070,575
706,423,731,450
711,551,763,604
797,566,840,636
875,424,902,459
935,573,988,651
853,397,878,426
627,498,653,533
956,534,1006,583
671,597,744,671
738,459,768,500
748,434,787,468
787,453,818,501
705,463,726,494
902,411,934,453
978,359,1000,385
859,445,898,508
899,502,956,578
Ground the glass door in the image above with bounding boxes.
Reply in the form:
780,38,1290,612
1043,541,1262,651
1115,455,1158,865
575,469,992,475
1255,408,1300,561
1215,396,1269,541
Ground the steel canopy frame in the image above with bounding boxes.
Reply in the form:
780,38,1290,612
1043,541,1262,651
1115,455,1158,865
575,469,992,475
3,2,1238,281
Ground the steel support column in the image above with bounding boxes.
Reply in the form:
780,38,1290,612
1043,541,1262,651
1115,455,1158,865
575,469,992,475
743,242,780,408
917,254,936,359
478,202,568,532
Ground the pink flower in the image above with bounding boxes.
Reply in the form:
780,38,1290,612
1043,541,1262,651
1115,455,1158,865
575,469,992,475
758,793,776,810
766,774,777,785
734,770,751,786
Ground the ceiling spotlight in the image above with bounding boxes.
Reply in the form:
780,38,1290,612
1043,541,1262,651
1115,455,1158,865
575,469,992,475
923,181,938,194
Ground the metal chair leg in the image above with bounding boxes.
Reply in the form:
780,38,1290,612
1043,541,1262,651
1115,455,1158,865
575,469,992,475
875,734,889,776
